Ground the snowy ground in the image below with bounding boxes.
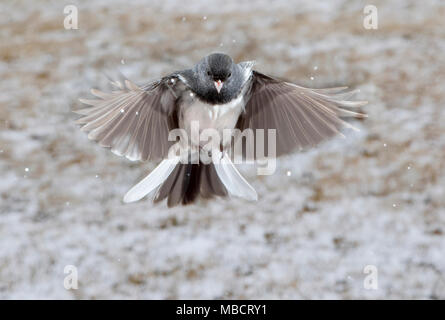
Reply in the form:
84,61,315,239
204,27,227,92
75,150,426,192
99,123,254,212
0,0,444,299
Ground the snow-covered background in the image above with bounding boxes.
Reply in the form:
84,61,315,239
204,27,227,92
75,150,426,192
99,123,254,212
1,0,444,299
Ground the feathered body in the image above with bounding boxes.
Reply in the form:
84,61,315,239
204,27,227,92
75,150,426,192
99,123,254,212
75,53,367,207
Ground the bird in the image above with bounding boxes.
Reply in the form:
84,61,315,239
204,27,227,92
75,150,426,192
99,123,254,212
75,53,367,207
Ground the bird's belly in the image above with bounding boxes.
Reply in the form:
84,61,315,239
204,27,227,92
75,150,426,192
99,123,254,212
180,96,244,140
178,94,244,153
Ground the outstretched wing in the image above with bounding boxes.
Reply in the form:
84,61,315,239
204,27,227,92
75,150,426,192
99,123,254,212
74,76,182,162
236,71,367,157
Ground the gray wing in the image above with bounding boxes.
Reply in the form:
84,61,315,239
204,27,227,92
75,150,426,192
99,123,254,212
236,71,367,157
74,75,181,162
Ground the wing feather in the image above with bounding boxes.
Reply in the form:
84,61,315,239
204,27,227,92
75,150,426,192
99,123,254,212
74,76,180,162
237,71,367,157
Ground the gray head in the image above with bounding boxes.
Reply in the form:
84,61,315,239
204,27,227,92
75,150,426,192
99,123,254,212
183,53,246,104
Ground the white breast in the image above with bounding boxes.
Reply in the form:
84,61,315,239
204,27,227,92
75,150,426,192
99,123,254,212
180,92,244,133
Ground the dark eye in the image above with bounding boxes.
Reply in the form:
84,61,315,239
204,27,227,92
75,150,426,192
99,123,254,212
207,71,211,76
228,73,232,77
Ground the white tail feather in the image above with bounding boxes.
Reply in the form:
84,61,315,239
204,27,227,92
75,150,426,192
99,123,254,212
214,153,258,201
123,156,180,203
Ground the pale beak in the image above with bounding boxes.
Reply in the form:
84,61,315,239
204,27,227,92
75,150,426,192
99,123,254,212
214,80,223,93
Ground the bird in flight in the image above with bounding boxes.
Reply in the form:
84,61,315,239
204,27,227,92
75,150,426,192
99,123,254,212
75,53,367,207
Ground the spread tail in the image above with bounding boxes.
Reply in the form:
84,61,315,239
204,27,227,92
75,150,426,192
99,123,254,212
123,154,257,206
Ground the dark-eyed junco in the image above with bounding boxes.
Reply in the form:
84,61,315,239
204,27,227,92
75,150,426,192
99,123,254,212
75,53,367,207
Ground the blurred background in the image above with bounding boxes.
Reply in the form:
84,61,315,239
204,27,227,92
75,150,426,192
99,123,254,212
0,0,444,299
